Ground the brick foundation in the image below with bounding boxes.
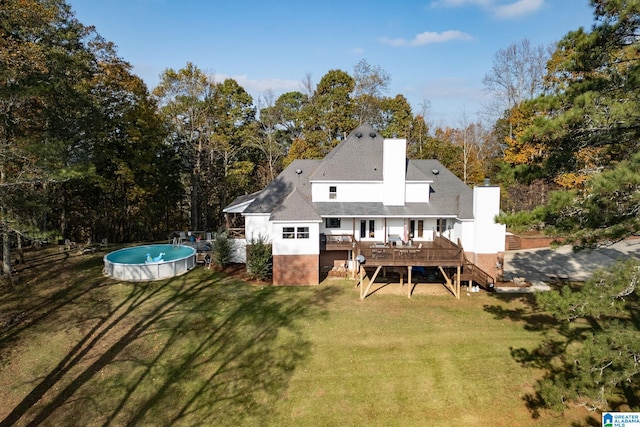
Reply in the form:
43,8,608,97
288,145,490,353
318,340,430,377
273,254,319,285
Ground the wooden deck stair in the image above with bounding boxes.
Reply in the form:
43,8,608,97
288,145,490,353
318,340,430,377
457,263,495,290
457,252,495,290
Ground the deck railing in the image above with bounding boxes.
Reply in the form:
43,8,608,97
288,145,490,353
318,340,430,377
357,243,464,267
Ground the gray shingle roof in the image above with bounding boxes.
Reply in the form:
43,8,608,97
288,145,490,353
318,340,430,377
309,124,385,182
243,159,319,214
229,124,475,220
272,188,321,221
410,159,474,219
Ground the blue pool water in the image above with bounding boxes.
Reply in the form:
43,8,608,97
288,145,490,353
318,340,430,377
105,244,195,264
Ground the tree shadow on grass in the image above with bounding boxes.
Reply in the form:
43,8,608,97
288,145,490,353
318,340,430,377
483,293,604,426
0,260,341,426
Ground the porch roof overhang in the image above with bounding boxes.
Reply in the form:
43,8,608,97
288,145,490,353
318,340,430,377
313,202,460,218
223,190,261,213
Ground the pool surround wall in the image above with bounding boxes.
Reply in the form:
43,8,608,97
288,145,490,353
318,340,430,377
104,244,197,281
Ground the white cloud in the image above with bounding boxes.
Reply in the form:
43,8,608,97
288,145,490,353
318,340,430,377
493,0,544,19
380,30,473,47
411,30,474,45
379,37,409,46
431,0,492,6
430,0,544,19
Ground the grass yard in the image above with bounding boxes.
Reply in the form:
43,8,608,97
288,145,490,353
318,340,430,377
0,248,598,426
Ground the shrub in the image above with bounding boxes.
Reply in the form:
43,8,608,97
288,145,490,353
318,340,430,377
246,235,272,281
213,233,233,267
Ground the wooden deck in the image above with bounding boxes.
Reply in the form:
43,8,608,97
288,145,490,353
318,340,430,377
323,234,495,299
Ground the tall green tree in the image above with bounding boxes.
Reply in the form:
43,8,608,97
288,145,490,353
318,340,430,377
153,63,215,230
305,69,356,150
378,94,413,139
0,0,97,277
207,78,257,227
500,1,640,414
519,0,640,183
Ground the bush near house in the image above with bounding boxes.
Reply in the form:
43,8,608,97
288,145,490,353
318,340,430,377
213,233,233,267
246,236,272,281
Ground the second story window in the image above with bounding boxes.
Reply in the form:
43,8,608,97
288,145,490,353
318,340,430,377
329,186,337,200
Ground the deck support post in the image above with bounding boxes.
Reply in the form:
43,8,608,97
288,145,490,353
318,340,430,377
407,266,412,299
361,265,382,300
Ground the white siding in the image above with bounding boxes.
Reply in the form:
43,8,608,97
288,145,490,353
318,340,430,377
458,220,476,251
311,182,383,203
230,239,247,263
245,214,272,243
272,222,320,256
472,186,506,254
321,217,355,236
386,218,406,242
406,182,430,203
383,138,407,206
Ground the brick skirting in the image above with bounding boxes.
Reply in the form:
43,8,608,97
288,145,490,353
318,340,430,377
273,254,319,285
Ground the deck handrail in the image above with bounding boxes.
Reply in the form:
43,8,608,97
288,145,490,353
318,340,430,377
324,234,355,244
356,244,464,267
461,253,495,287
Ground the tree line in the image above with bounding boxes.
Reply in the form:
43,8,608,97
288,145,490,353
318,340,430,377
3,0,639,257
0,0,502,269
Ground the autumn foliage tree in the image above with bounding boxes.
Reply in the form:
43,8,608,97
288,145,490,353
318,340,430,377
499,0,640,414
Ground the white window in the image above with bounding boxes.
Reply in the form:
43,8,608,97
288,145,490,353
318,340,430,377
329,186,337,200
296,227,309,239
282,227,295,239
283,226,309,239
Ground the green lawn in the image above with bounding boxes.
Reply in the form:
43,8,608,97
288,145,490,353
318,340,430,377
0,249,597,426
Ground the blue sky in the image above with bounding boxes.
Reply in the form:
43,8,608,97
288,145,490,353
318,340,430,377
68,0,595,126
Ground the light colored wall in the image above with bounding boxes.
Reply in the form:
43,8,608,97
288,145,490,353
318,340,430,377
405,182,430,203
245,214,272,243
321,218,355,236
272,222,320,256
311,182,383,203
473,186,506,254
230,239,247,263
458,220,475,250
386,218,406,242
383,138,407,206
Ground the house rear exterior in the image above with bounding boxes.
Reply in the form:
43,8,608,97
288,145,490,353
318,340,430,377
224,124,506,288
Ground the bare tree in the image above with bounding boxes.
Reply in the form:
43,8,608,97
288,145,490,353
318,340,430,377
352,59,391,125
301,73,315,98
251,90,286,185
482,38,553,118
413,99,432,156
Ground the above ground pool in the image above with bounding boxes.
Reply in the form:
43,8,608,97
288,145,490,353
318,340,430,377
104,244,197,281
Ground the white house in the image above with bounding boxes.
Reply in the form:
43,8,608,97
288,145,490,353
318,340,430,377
224,124,505,291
